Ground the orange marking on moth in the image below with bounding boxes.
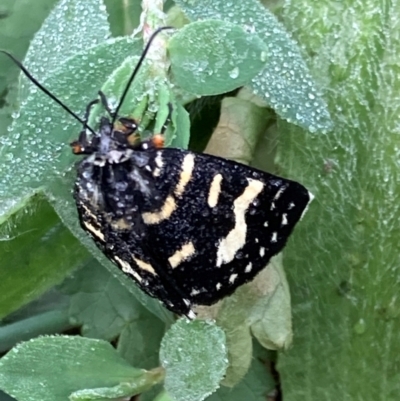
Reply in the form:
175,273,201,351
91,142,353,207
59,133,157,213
152,134,165,148
70,141,84,154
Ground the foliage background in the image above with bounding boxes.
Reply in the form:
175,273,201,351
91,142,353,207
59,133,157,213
0,0,399,401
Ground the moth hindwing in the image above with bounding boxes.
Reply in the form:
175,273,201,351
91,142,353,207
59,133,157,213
72,112,312,319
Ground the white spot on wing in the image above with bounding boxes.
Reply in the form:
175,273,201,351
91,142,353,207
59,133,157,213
273,187,285,200
168,242,196,268
216,178,264,267
245,263,252,273
190,288,200,296
229,273,238,283
271,232,278,243
260,247,265,257
282,213,288,226
264,221,269,227
207,173,223,208
216,283,222,290
187,310,197,320
153,151,163,177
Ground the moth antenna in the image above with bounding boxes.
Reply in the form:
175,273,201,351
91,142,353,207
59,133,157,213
111,26,173,126
0,50,97,136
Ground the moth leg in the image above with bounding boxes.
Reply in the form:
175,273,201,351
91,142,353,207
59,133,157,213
118,117,138,136
98,90,114,117
83,98,99,125
70,99,99,154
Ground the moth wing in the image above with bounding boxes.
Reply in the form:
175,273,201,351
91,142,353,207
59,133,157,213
143,148,312,306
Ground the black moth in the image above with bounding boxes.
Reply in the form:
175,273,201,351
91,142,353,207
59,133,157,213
3,28,312,319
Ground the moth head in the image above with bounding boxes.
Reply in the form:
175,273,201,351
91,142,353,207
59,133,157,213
70,115,138,160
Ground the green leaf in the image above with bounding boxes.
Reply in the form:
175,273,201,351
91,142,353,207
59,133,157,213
0,0,56,93
0,278,71,352
20,0,110,97
206,340,275,401
117,317,164,370
153,390,174,401
90,50,189,148
174,0,332,131
70,368,164,401
169,20,268,96
0,37,141,219
208,257,292,386
63,260,145,341
104,0,142,37
0,0,57,137
160,319,228,401
169,103,190,149
0,336,145,401
249,255,293,350
213,287,257,388
274,1,400,399
0,196,89,319
61,259,165,370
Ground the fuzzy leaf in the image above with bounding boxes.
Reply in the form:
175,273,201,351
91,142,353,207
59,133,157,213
174,0,332,131
104,0,141,37
0,0,57,137
61,259,165,370
20,0,110,96
0,196,88,319
0,336,144,401
160,319,228,401
169,20,268,96
206,341,275,401
275,1,400,399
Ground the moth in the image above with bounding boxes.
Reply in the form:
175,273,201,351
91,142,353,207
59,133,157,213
2,28,312,319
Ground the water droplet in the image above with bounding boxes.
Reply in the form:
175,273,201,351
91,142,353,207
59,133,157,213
235,251,244,259
353,318,366,334
201,209,210,217
229,67,239,79
260,51,267,63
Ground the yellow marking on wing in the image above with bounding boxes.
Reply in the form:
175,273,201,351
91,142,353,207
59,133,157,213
168,242,196,268
216,178,264,267
114,256,142,282
132,255,157,275
110,218,132,230
207,173,223,208
83,220,105,242
142,195,176,225
144,153,195,225
174,154,195,197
